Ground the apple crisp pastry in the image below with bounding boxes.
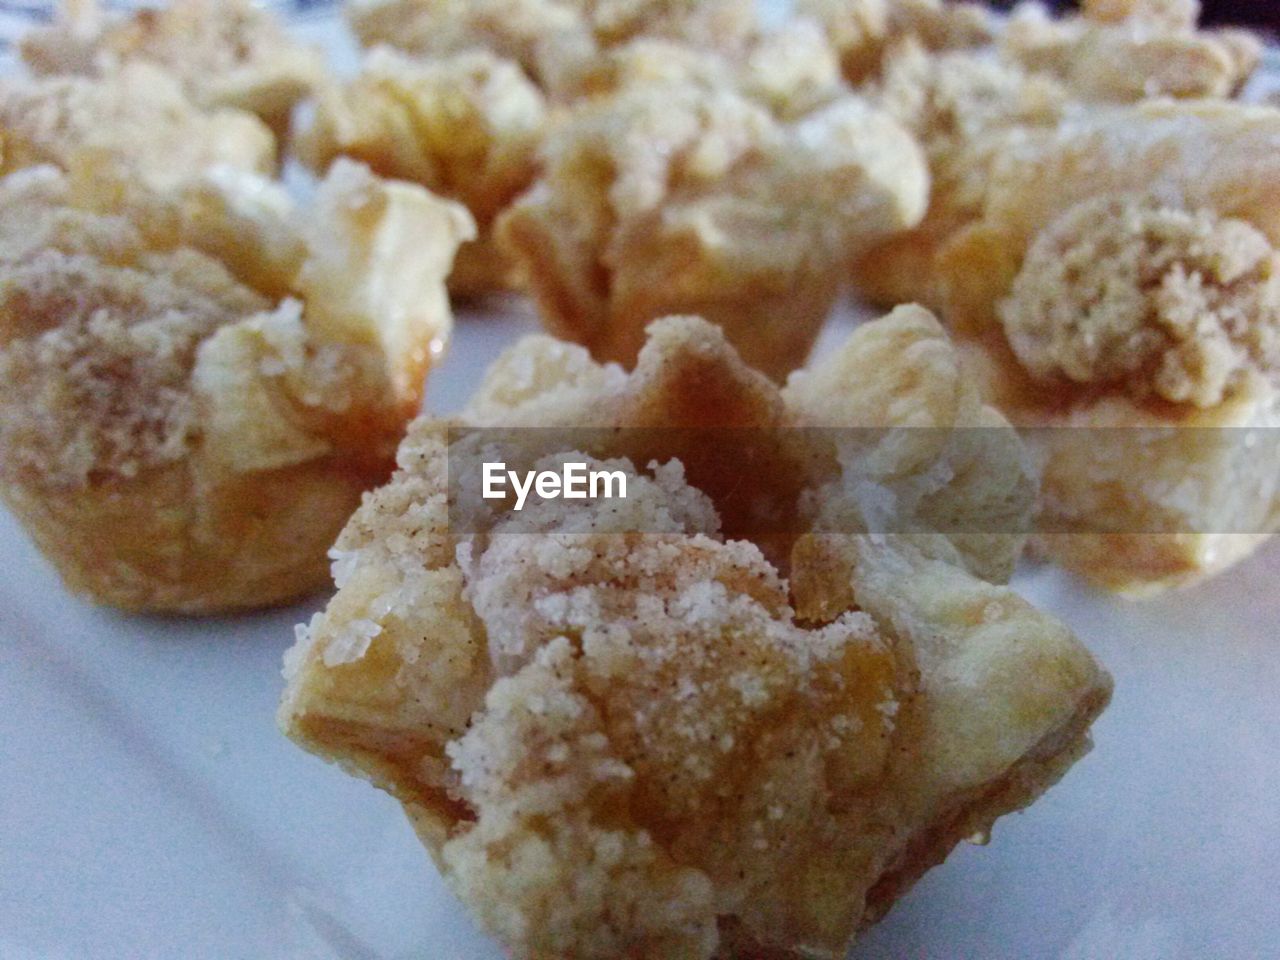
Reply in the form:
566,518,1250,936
833,0,1260,309
280,309,1111,959
20,0,324,134
344,0,760,89
0,63,275,191
496,81,927,380
0,159,473,613
939,100,1280,595
1000,0,1261,104
295,47,548,297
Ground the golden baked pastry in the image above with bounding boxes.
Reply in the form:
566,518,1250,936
0,63,275,190
347,0,575,83
0,159,474,613
496,81,927,380
280,308,1110,960
1001,0,1261,102
21,0,324,134
345,0,759,89
540,17,846,120
837,0,1264,310
797,0,997,83
938,100,1280,595
295,47,548,297
852,39,1069,308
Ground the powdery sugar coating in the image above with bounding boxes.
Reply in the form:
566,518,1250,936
497,81,926,379
281,313,1110,958
0,159,473,612
0,64,275,190
445,460,894,958
1001,194,1280,407
20,0,323,132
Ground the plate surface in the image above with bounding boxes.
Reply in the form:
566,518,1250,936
2,7,1279,960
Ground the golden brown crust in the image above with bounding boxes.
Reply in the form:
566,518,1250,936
497,82,926,380
294,47,548,297
21,0,324,134
938,101,1280,595
860,669,1105,924
1001,0,1259,103
0,161,473,613
280,311,1109,958
851,40,1069,308
0,64,276,190
3,454,379,613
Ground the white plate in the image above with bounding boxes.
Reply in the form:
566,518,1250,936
2,6,1280,960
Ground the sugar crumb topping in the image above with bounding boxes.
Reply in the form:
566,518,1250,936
0,244,267,485
1000,193,1280,407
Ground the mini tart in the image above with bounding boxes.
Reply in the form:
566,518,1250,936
850,40,1069,310
938,100,1280,596
0,62,275,190
344,0,761,89
844,0,1263,312
280,309,1110,959
20,0,324,135
0,159,474,613
496,80,927,381
797,0,997,84
294,47,548,298
1000,0,1260,103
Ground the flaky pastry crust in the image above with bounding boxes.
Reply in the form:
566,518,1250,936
21,0,324,134
345,0,760,89
295,47,548,297
938,100,1280,595
0,63,275,191
280,309,1110,959
0,160,474,613
1001,0,1261,103
797,0,997,84
496,81,927,380
852,40,1069,308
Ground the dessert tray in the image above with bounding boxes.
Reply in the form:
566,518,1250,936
1,3,1278,959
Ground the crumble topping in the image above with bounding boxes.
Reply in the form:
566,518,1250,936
298,47,547,228
439,453,897,959
0,64,274,188
1000,194,1280,407
21,0,323,130
0,245,265,485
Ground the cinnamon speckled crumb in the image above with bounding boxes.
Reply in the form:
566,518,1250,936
0,64,275,189
0,158,471,612
1001,194,1280,407
21,0,323,131
281,312,1110,959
